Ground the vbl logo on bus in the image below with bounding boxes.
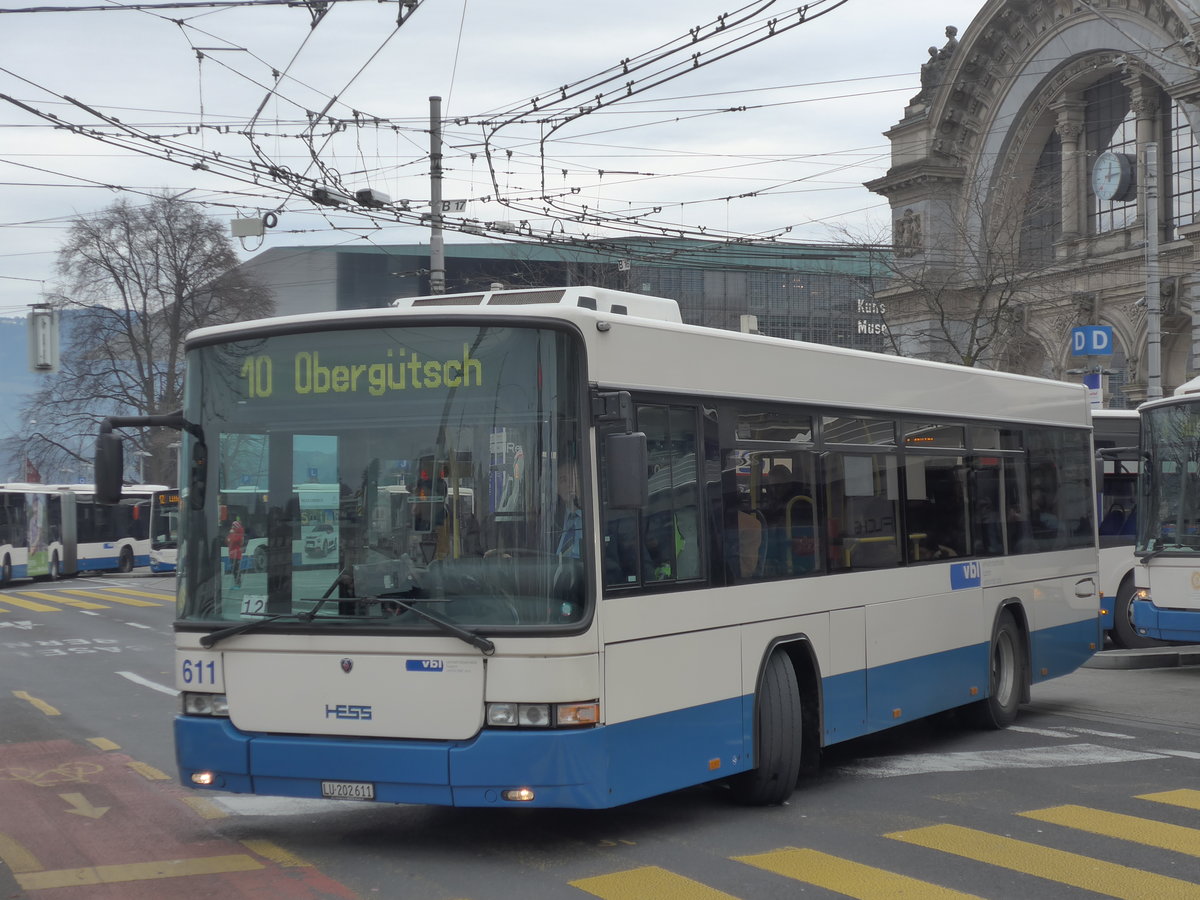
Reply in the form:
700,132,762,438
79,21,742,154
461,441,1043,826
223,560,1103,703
951,561,982,590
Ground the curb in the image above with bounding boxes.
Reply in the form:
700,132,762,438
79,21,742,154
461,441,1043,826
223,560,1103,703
1084,644,1200,670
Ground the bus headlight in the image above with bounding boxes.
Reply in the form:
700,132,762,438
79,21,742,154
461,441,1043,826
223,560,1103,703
182,692,229,716
486,701,599,728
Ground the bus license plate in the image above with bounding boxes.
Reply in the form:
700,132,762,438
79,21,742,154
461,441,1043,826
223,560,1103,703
321,780,375,800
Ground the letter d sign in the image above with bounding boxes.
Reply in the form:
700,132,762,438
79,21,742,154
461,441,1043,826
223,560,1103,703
1070,325,1114,357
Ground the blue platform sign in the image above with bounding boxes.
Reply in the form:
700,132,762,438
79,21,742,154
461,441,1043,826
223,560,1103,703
1070,325,1113,356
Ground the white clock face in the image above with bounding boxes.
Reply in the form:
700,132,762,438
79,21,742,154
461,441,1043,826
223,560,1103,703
1093,151,1132,202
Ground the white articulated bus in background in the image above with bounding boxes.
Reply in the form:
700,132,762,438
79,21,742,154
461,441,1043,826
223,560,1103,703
1131,376,1200,643
95,286,1100,809
0,484,72,582
48,483,169,574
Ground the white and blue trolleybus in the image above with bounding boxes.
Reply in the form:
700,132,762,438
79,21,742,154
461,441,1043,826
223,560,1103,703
95,286,1101,808
1131,376,1200,642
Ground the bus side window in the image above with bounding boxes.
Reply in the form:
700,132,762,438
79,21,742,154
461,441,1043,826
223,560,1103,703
828,452,900,571
601,402,701,590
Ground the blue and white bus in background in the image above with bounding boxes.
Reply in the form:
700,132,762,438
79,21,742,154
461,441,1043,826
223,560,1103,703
148,486,181,573
96,286,1100,809
1090,409,1158,647
1131,377,1200,643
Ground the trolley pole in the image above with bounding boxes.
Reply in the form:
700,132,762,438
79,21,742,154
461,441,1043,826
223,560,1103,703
429,95,446,295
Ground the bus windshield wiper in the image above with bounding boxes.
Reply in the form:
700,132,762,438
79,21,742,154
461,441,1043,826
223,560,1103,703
200,613,301,649
200,574,352,649
371,594,496,656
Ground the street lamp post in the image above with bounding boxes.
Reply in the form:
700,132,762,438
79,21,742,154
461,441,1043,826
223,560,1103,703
133,450,152,485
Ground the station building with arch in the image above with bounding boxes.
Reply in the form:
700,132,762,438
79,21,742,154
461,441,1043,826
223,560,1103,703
867,0,1200,405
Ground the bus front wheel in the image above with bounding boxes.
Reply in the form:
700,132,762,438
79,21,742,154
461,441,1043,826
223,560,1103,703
117,546,134,574
974,610,1024,729
0,555,10,585
730,651,802,805
1110,578,1158,649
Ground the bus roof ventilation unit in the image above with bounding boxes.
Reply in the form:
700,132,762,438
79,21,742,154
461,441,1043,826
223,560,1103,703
393,286,682,323
409,295,485,306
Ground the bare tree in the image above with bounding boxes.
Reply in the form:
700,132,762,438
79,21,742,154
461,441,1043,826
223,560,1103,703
10,194,273,485
853,163,1064,371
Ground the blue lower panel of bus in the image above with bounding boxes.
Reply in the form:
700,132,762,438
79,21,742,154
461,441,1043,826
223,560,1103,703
150,562,178,573
176,695,749,810
1131,599,1200,642
76,553,151,573
175,619,1096,809
824,617,1098,743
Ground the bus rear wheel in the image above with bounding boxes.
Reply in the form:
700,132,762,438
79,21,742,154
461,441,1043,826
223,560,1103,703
730,650,802,805
973,610,1024,729
117,546,134,574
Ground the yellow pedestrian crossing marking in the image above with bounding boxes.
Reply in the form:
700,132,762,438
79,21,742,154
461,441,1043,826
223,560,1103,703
1139,789,1200,811
736,847,982,899
98,586,173,600
571,866,738,899
18,591,107,610
1021,804,1200,857
0,595,59,612
58,589,161,607
17,854,263,890
888,823,1200,900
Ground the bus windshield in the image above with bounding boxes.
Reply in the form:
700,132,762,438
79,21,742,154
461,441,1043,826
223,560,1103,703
180,323,587,631
1138,401,1200,555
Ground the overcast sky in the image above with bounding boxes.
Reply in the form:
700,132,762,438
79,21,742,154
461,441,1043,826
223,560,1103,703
0,0,986,315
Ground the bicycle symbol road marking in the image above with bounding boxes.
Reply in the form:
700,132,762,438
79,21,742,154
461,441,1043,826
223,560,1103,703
0,761,103,787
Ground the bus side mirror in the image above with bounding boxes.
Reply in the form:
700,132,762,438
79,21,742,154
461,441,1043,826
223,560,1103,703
190,441,208,511
604,432,648,509
94,434,124,504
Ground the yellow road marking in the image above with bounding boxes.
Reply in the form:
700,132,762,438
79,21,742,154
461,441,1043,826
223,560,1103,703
1138,789,1200,811
0,832,41,874
87,737,120,751
0,595,59,612
17,854,263,890
1021,804,1200,857
59,589,160,607
889,823,1200,899
242,839,312,867
18,590,106,610
126,760,170,781
180,796,228,819
12,691,60,716
571,866,739,899
59,792,110,819
95,586,173,600
736,847,982,899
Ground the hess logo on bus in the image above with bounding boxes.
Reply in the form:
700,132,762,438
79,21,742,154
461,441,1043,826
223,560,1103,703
325,704,373,720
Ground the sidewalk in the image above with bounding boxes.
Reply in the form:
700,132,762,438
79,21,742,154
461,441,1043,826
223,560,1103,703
1085,643,1200,670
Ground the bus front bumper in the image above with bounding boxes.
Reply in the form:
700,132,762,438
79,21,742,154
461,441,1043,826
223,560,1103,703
1130,598,1200,643
175,695,748,810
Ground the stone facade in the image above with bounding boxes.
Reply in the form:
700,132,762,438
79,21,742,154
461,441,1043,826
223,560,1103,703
866,0,1200,405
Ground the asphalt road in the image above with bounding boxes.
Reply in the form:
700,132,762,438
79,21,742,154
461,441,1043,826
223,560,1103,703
2,573,1198,899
